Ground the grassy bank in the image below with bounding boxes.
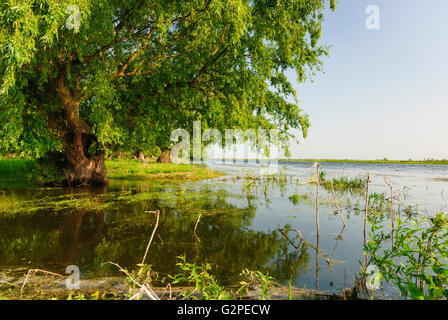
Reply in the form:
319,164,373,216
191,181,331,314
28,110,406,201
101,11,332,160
106,159,223,180
0,158,223,184
281,158,448,165
0,159,35,178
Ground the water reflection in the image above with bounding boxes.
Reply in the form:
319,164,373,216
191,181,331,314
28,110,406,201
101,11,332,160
2,161,447,296
0,180,310,287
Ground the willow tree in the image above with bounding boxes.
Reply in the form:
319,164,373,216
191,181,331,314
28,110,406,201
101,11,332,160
0,0,336,185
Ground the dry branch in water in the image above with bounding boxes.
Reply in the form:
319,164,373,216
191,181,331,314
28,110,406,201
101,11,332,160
105,209,162,300
278,228,335,266
141,210,160,266
363,172,370,247
330,180,346,227
193,213,202,243
279,228,304,249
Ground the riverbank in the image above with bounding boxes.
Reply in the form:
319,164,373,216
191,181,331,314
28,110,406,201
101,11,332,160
0,272,363,301
0,158,223,185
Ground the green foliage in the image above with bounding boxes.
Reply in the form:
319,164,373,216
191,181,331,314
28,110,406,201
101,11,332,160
123,264,158,299
287,279,305,300
369,192,388,213
0,0,336,158
167,256,275,300
106,159,222,180
288,194,300,206
317,171,367,192
237,269,274,300
66,291,104,300
364,212,448,300
0,158,222,184
169,255,233,300
0,158,34,177
29,159,65,186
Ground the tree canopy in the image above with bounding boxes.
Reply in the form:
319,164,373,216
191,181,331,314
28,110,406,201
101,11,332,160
0,0,336,185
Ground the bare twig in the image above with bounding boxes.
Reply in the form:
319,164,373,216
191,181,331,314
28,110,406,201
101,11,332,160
330,225,346,264
364,172,370,247
278,228,336,267
384,177,395,247
278,228,304,249
0,280,19,287
157,233,164,245
160,283,173,300
315,163,320,236
193,213,202,243
330,180,346,227
141,210,160,266
183,288,198,300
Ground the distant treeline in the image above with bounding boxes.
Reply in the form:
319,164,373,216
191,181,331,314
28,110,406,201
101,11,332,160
281,159,448,165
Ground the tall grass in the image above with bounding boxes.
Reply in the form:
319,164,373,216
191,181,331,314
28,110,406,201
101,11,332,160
105,159,222,180
321,176,367,191
0,158,222,183
312,171,367,192
0,159,35,178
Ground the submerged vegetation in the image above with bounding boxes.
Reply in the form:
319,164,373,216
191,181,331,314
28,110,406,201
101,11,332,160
309,170,367,192
1,157,448,300
321,175,367,192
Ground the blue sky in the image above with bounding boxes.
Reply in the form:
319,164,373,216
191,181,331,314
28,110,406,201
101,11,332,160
288,0,448,160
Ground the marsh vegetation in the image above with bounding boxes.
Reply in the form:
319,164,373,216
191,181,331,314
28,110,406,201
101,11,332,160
0,159,447,300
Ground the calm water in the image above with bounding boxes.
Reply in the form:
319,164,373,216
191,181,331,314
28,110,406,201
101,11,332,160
1,161,447,297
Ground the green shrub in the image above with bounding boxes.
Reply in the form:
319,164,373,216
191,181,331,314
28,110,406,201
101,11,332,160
363,212,448,300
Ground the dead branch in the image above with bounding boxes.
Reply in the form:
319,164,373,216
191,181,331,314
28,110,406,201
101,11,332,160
364,172,370,247
278,228,304,249
193,213,202,243
330,180,346,227
278,228,335,266
141,210,160,266
0,280,19,288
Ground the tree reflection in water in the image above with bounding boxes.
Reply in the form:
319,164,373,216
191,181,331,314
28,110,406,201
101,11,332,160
0,180,310,286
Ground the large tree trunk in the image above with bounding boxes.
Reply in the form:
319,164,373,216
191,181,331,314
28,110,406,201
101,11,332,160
61,130,108,186
138,151,145,161
49,68,109,186
157,149,171,163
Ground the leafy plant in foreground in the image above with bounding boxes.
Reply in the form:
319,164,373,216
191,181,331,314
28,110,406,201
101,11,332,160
237,269,274,300
169,255,233,300
363,212,448,300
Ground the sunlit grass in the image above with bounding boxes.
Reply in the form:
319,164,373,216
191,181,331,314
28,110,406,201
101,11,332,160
0,158,223,184
105,159,223,180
